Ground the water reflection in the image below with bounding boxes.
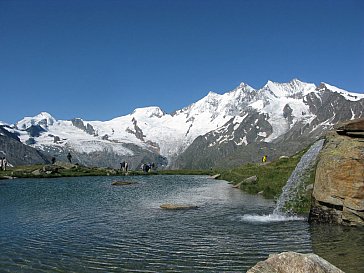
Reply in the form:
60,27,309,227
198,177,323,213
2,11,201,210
1,176,362,272
310,224,364,273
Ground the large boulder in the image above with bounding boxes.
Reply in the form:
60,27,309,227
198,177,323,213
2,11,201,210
247,252,344,273
309,119,364,226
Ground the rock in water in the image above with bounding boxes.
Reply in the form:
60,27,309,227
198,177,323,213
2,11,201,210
309,124,364,226
247,252,345,273
160,204,198,210
111,181,137,186
233,175,258,189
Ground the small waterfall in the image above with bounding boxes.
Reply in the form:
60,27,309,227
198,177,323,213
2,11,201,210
272,139,325,215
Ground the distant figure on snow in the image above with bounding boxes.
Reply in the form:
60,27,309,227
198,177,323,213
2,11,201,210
67,152,72,163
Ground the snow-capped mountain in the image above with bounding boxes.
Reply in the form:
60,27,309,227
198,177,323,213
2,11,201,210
2,79,364,169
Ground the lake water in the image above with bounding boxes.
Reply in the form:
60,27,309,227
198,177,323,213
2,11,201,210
0,175,363,272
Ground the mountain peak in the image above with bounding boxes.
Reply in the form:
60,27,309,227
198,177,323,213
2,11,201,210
263,79,316,97
206,91,220,97
238,82,254,90
16,112,56,130
132,106,165,118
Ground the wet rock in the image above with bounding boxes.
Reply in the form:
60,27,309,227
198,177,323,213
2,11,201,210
210,174,221,179
232,183,241,188
160,204,198,210
233,175,258,189
111,181,136,186
1,176,15,179
247,252,344,273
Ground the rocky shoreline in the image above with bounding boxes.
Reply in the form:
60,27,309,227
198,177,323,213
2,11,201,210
0,162,213,180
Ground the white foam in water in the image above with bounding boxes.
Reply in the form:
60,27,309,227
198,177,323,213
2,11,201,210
240,213,306,223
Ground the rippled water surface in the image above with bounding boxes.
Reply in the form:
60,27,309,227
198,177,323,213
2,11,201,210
0,176,359,272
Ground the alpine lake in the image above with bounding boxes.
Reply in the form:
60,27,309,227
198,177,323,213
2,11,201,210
0,175,363,272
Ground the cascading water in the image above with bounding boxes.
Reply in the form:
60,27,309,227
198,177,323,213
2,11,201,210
241,139,325,223
273,139,325,215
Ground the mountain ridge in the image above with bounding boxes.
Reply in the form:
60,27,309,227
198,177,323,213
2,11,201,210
2,79,364,169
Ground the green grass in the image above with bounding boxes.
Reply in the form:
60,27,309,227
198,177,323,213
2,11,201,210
218,147,315,214
0,164,213,179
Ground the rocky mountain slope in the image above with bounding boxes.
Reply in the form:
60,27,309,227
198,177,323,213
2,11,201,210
0,125,50,166
1,79,363,169
176,81,364,168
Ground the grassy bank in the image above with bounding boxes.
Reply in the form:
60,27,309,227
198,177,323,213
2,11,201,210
218,148,316,214
0,163,213,179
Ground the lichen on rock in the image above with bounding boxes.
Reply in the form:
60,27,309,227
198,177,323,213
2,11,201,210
309,118,364,226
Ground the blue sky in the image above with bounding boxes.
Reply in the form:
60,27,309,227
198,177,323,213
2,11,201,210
1,0,363,124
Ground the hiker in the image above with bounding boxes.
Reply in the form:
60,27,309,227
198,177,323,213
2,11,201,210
121,161,129,172
67,152,72,163
2,157,7,171
262,155,267,163
0,157,3,171
51,157,56,164
142,163,150,173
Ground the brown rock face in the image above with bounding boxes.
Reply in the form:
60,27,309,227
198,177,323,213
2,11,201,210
309,120,364,226
247,252,344,273
336,117,364,137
